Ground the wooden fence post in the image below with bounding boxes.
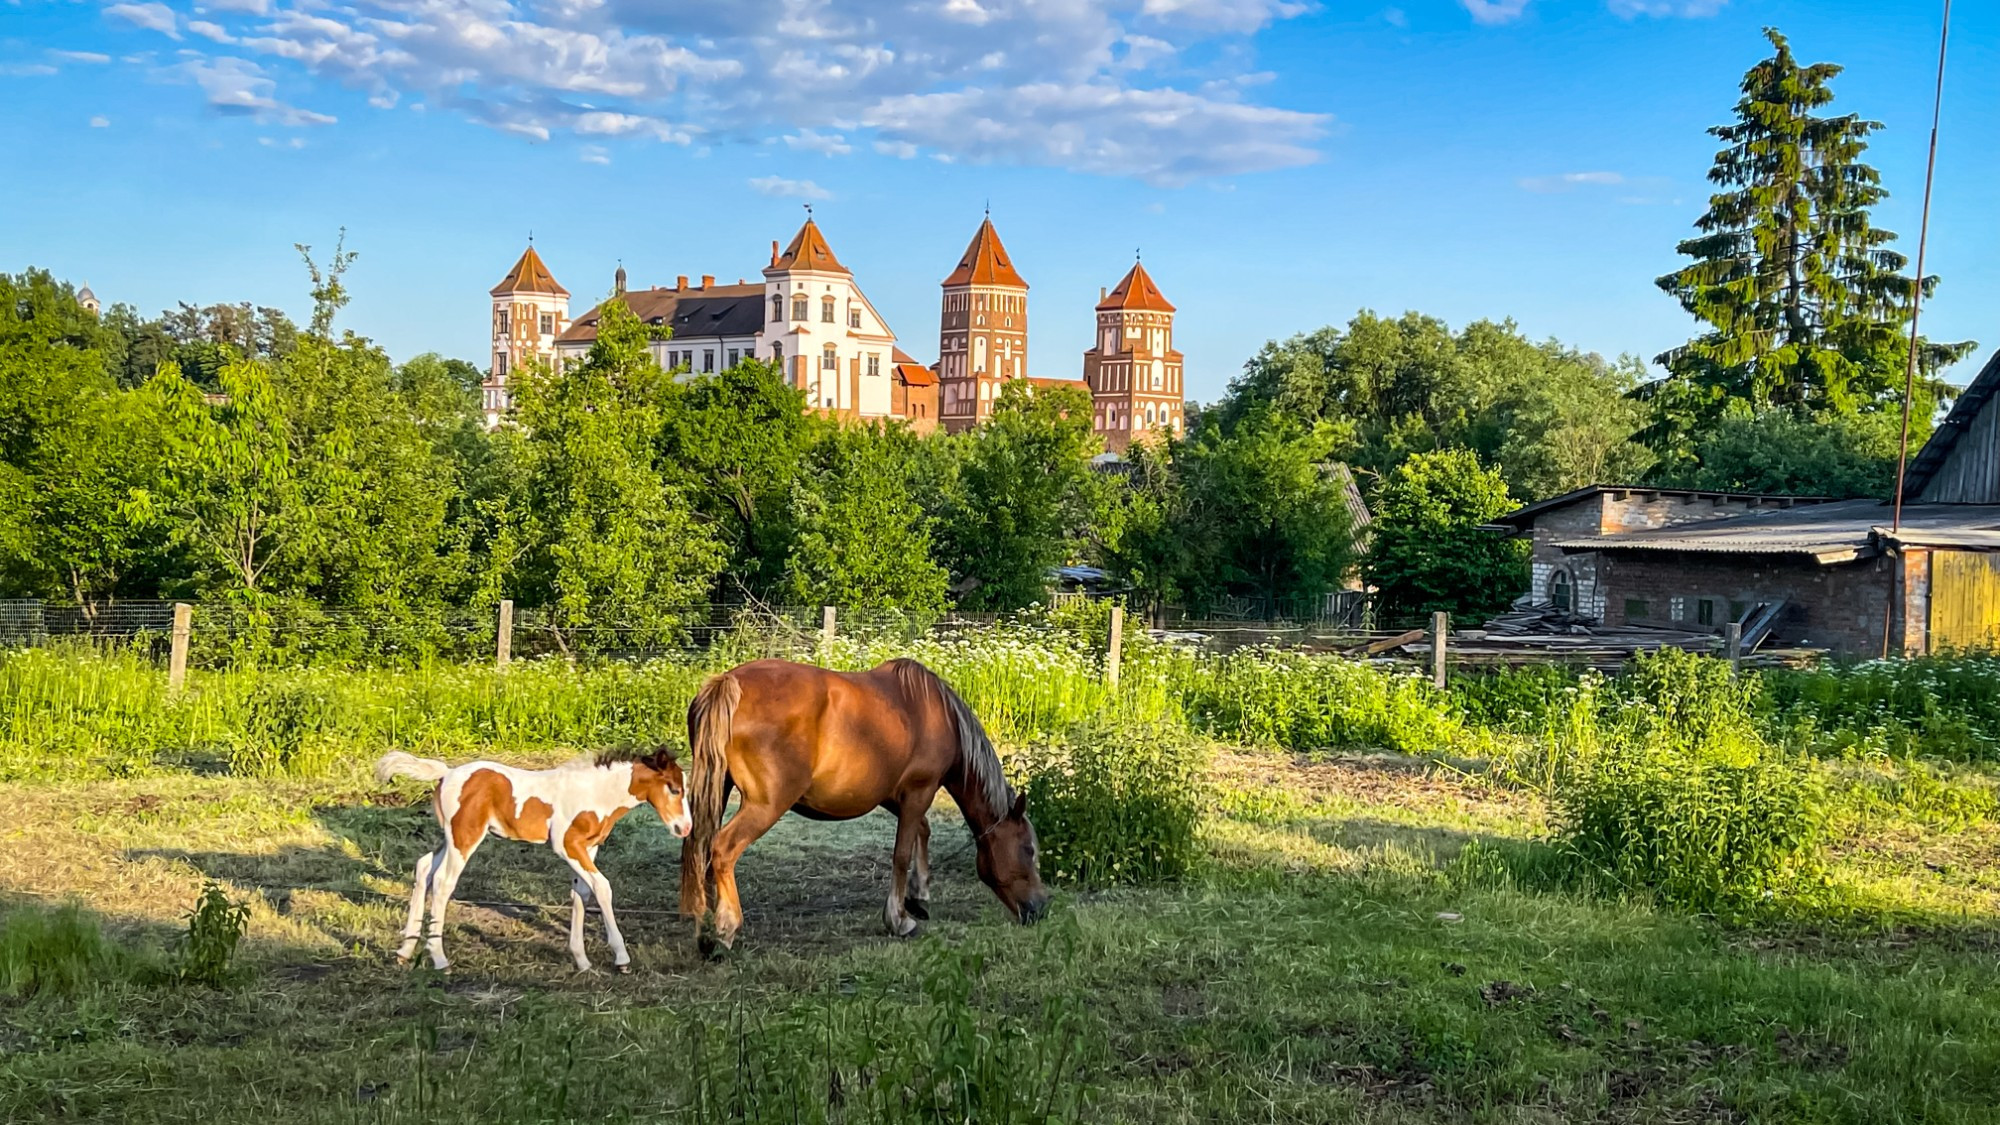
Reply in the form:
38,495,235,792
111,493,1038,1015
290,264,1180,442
1106,605,1125,689
168,602,192,694
821,606,837,663
1724,621,1743,675
1431,610,1449,690
496,600,514,672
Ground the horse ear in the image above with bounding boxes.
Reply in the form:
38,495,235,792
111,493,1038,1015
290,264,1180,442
1009,792,1028,820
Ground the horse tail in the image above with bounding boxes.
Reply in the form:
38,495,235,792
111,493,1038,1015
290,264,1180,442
681,671,742,919
374,750,451,784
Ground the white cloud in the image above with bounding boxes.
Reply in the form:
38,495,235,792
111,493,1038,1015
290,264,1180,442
173,55,336,126
106,3,182,39
749,174,831,200
50,50,114,64
1382,7,1408,28
783,129,852,156
91,0,1328,182
1461,0,1531,23
257,134,305,147
1609,0,1726,15
0,63,60,76
580,144,610,164
1518,170,1625,193
90,115,111,127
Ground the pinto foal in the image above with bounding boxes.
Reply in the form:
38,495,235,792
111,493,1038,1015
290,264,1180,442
375,749,691,973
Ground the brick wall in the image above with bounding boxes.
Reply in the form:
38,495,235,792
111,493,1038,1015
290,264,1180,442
1596,551,1901,655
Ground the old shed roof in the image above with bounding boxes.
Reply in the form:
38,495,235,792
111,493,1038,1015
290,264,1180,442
1489,485,1831,532
1904,348,2000,502
1553,498,2000,564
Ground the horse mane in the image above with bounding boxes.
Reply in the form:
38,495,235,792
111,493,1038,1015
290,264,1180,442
590,745,681,773
886,658,1011,816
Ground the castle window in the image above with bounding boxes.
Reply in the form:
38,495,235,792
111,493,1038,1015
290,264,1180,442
539,313,554,335
822,297,835,323
771,295,784,322
822,345,837,372
498,310,511,334
867,354,880,377
791,296,808,321
849,307,862,329
703,350,715,372
772,342,784,363
494,354,508,376
727,348,740,367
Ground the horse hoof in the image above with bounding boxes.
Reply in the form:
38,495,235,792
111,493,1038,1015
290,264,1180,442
905,898,930,921
697,934,723,961
615,963,632,975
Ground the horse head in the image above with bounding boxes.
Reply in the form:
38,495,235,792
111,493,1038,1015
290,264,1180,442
975,792,1050,924
631,748,693,838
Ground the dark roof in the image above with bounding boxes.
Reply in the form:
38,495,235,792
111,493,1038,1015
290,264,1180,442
1903,348,2000,499
558,283,764,345
1489,485,1832,531
1552,497,2000,564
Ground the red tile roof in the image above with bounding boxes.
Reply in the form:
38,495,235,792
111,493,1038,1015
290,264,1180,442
892,347,936,386
1097,261,1174,313
491,245,568,297
1026,377,1089,392
770,219,848,274
941,217,1027,289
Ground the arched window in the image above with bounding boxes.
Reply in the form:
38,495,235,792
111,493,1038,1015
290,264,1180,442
770,295,784,322
974,336,987,373
821,296,835,323
791,296,808,321
1549,569,1572,613
822,345,837,372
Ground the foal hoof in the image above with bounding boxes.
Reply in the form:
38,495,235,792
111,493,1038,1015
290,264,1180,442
615,964,632,975
904,898,930,922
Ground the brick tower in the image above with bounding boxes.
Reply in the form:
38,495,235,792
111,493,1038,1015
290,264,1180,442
938,215,1028,433
1082,259,1183,454
486,243,569,427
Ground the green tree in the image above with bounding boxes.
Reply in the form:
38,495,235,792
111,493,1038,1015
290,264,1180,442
1364,449,1528,627
150,359,298,594
941,381,1101,610
780,425,949,615
505,297,721,646
1652,27,1971,456
1092,438,1190,621
1173,410,1354,617
1662,407,1898,499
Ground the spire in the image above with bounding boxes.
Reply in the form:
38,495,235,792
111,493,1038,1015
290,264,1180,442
942,216,1027,289
1097,260,1174,313
491,244,568,297
769,217,849,274
614,260,627,295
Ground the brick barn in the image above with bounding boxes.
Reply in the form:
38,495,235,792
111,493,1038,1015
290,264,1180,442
1490,353,2000,656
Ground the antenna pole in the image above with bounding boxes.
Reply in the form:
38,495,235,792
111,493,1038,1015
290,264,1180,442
1894,0,1952,532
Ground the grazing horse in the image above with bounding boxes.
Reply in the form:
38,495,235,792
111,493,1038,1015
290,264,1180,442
375,748,692,973
680,658,1049,950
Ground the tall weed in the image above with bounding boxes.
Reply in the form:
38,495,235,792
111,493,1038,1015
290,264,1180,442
1014,724,1210,885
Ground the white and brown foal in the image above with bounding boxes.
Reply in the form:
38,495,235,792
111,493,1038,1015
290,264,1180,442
375,748,691,973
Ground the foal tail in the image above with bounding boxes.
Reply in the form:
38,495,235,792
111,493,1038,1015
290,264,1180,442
374,750,451,784
680,671,742,919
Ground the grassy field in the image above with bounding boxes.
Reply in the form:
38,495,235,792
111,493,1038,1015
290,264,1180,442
5,734,2000,1124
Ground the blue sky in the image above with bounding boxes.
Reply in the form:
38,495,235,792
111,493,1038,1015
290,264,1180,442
2,0,1990,403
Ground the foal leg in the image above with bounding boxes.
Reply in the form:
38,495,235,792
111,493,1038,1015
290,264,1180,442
562,844,631,972
885,803,927,938
708,798,787,951
906,816,932,922
567,876,594,972
398,845,444,963
423,842,476,972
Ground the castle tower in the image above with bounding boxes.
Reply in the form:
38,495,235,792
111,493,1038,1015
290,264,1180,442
938,216,1028,433
762,215,899,418
485,243,570,427
77,283,100,317
1082,260,1183,454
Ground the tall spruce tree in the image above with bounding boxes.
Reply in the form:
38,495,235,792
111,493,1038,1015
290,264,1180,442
1653,28,1969,450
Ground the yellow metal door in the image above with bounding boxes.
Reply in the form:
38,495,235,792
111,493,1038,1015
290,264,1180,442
1930,551,2000,653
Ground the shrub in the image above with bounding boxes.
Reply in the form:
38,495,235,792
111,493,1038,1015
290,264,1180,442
1013,724,1209,885
1167,647,1463,755
173,881,250,986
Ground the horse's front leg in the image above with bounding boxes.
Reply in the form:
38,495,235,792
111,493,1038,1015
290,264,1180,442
885,802,928,938
907,815,932,922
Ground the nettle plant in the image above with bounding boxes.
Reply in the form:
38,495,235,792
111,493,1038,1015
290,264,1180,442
1013,723,1210,887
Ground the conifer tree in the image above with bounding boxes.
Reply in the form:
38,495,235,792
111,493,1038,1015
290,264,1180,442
1654,28,1969,433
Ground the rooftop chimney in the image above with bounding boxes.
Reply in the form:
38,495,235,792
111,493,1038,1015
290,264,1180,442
1099,286,1107,301
701,274,715,288
676,275,688,290
770,240,780,266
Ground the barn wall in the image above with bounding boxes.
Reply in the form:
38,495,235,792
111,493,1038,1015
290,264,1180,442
1919,394,2000,503
1595,552,1896,655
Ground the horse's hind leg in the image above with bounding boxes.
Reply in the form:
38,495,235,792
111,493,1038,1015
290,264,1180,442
424,842,476,972
708,797,786,951
398,846,444,963
567,876,594,972
906,816,932,922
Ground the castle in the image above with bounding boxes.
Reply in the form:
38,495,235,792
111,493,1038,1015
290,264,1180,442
486,215,1183,452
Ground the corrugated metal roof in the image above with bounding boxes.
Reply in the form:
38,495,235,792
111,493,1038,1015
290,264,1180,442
1490,485,1831,531
1553,498,2000,563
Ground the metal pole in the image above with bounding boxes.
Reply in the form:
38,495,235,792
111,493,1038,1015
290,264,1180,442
496,599,514,671
821,605,836,664
1106,605,1124,689
1725,621,1743,676
1893,0,1953,533
168,602,192,693
1431,611,1448,690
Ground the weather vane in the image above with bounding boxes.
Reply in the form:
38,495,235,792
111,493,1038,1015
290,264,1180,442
803,202,813,219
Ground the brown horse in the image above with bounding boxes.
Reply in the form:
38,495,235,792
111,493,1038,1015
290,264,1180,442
679,658,1049,949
